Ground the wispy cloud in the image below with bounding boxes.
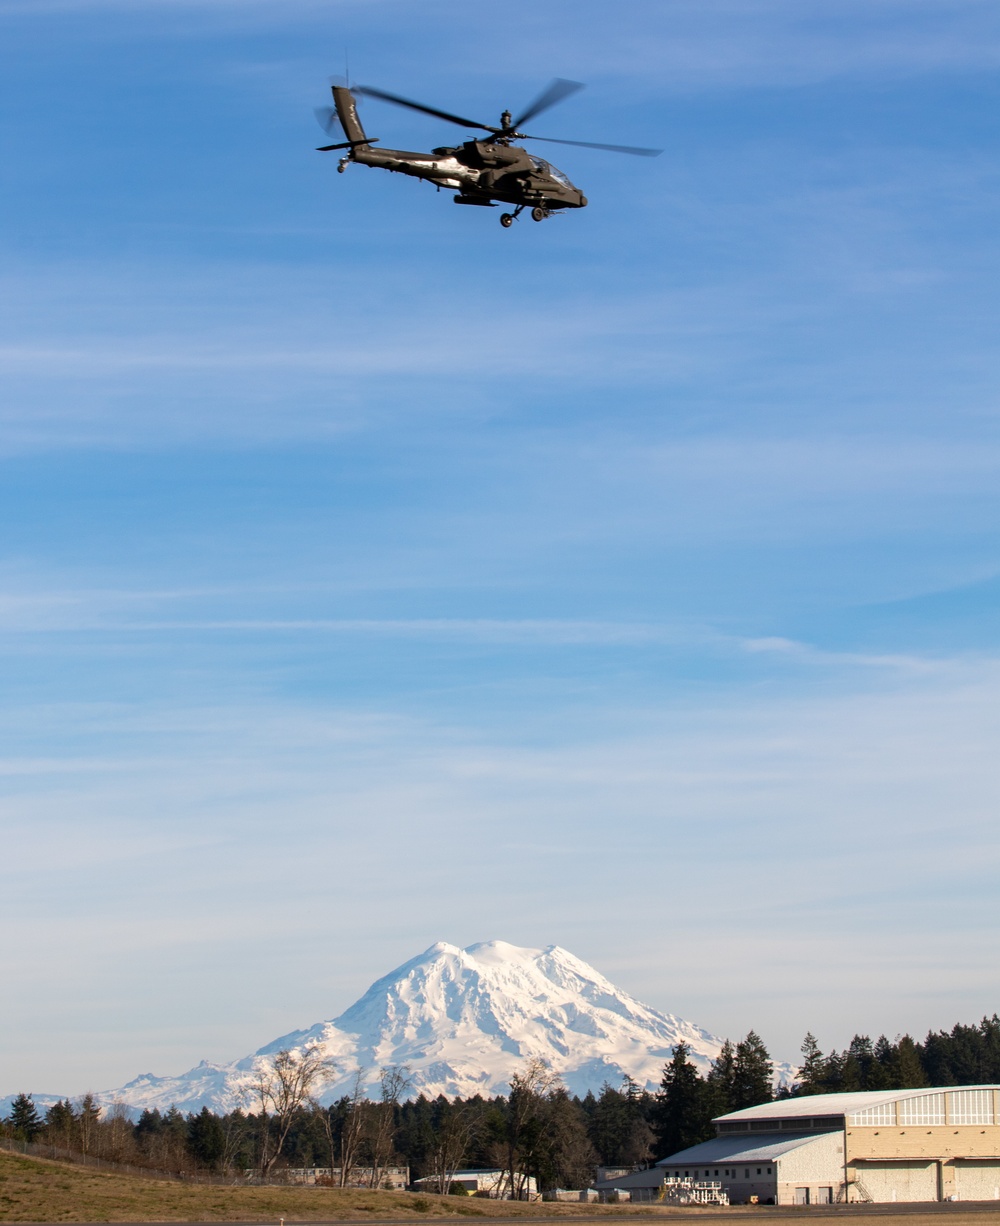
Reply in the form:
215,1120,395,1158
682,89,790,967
3,0,998,88
2,651,999,1089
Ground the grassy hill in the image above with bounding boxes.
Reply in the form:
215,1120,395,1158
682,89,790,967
0,1150,627,1222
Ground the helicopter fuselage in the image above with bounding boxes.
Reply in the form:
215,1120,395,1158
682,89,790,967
351,139,587,211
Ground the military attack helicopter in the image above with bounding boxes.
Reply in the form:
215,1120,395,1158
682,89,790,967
315,79,661,227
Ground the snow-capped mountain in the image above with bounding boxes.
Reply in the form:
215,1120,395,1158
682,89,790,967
4,941,729,1115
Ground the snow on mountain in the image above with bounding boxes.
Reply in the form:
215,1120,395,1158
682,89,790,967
3,941,735,1116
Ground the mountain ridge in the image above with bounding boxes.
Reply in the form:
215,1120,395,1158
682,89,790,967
2,941,737,1115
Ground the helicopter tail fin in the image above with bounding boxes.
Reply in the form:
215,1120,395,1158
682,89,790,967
331,86,370,149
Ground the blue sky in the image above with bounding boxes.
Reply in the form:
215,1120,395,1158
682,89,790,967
1,0,999,1096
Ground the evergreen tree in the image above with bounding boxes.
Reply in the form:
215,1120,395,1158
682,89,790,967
395,1095,435,1181
888,1036,927,1088
187,1106,226,1170
588,1080,652,1166
535,1088,596,1191
163,1106,187,1136
920,1031,957,1086
980,1016,1000,1083
731,1032,773,1110
587,1083,629,1166
43,1099,77,1146
653,1042,713,1159
848,1036,889,1090
796,1033,827,1096
836,1046,867,1092
874,1035,894,1071
705,1039,736,1116
135,1108,164,1142
8,1093,42,1141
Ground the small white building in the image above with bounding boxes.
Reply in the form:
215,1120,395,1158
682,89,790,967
412,1169,538,1199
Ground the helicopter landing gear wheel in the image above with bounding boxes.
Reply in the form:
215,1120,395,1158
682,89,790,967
500,213,514,228
531,207,549,222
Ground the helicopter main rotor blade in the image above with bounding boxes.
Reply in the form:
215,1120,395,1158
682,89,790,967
523,133,662,157
355,85,495,133
511,78,584,130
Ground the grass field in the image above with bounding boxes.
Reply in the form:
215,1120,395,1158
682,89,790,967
0,1150,631,1222
4,1151,1000,1225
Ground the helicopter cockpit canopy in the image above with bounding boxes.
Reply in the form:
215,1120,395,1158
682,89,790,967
529,155,575,187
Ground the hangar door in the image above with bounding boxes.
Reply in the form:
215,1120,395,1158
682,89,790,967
856,1162,937,1202
954,1162,1000,1201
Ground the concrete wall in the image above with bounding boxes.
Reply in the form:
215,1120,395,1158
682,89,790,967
775,1131,844,1206
954,1162,1000,1201
780,1132,844,1182
855,1161,938,1203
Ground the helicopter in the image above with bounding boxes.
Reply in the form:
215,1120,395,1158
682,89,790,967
315,79,661,227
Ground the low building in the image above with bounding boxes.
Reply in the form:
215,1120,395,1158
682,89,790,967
412,1169,538,1199
594,1087,1000,1204
595,1165,641,1183
279,1166,409,1189
542,1188,600,1202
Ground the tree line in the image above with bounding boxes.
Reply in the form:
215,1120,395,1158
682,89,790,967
655,1015,1000,1158
4,1014,999,1193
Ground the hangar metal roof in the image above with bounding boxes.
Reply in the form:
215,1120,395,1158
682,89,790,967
717,1085,1000,1123
592,1134,828,1190
590,1168,674,1191
654,1132,830,1168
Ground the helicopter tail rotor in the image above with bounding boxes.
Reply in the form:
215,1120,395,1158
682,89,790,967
313,105,342,137
315,86,377,155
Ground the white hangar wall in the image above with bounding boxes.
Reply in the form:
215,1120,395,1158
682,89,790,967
704,1087,1000,1204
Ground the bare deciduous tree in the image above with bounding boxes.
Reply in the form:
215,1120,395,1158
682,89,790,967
430,1098,478,1195
504,1057,561,1199
337,1067,368,1186
221,1109,250,1176
367,1065,411,1189
75,1094,101,1156
247,1043,335,1176
101,1101,136,1164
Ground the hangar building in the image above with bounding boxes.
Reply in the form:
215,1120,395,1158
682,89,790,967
595,1087,1000,1205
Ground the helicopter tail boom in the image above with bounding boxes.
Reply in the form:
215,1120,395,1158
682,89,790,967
332,85,371,150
